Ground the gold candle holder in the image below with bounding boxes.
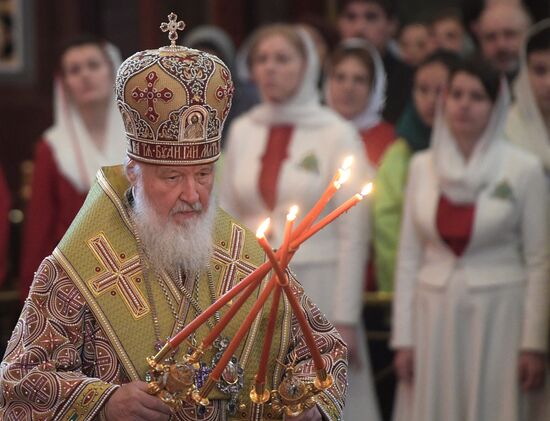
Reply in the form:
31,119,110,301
192,377,216,407
250,382,270,404
314,369,334,390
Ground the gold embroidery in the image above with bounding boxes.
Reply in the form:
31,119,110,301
59,381,113,421
213,223,258,294
88,233,149,319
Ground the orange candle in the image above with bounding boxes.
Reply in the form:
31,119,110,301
207,276,277,382
292,156,353,239
291,183,372,250
280,281,325,371
281,206,298,264
256,218,288,286
255,285,282,385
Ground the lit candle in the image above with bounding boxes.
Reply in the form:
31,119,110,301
281,206,298,264
292,156,353,239
291,183,373,250
256,218,288,286
155,181,370,364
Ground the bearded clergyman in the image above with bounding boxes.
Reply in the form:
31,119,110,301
0,15,347,421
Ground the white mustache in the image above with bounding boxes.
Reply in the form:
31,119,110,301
170,201,203,215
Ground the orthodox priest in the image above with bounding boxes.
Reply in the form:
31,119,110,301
0,15,347,421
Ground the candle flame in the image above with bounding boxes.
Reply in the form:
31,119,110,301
287,205,299,221
335,168,351,188
256,218,271,238
360,183,373,197
342,156,354,170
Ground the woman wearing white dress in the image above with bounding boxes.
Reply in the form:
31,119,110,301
220,24,380,421
392,57,549,421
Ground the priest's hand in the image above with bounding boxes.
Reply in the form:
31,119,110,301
518,351,546,392
394,348,414,384
335,324,362,368
286,406,323,420
104,381,172,421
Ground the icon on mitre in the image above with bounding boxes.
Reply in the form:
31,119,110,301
180,108,206,142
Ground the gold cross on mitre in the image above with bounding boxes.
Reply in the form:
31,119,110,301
160,12,186,47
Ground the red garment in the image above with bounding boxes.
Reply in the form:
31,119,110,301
0,167,11,286
360,121,395,167
20,140,87,300
436,195,476,257
258,126,294,211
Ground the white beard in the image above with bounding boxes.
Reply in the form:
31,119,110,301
130,187,215,277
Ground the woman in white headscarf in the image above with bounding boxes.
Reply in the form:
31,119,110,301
19,35,126,300
220,23,380,421
392,57,549,421
326,38,395,169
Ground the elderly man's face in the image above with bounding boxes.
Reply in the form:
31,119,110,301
128,162,214,225
478,5,529,74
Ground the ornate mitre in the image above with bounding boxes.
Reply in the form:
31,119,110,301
115,13,234,165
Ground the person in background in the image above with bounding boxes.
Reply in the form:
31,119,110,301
337,0,414,124
183,25,235,67
183,25,255,136
0,167,10,287
326,39,394,169
505,19,550,421
220,23,380,421
325,38,395,293
392,56,549,421
475,1,531,81
398,21,435,68
507,19,550,178
373,50,459,293
430,7,472,56
19,35,126,300
298,14,340,87
233,34,262,125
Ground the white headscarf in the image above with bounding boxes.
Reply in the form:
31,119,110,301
44,43,126,193
506,19,550,170
246,26,342,127
325,38,387,131
432,76,511,203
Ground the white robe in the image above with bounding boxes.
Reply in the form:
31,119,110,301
391,146,550,421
